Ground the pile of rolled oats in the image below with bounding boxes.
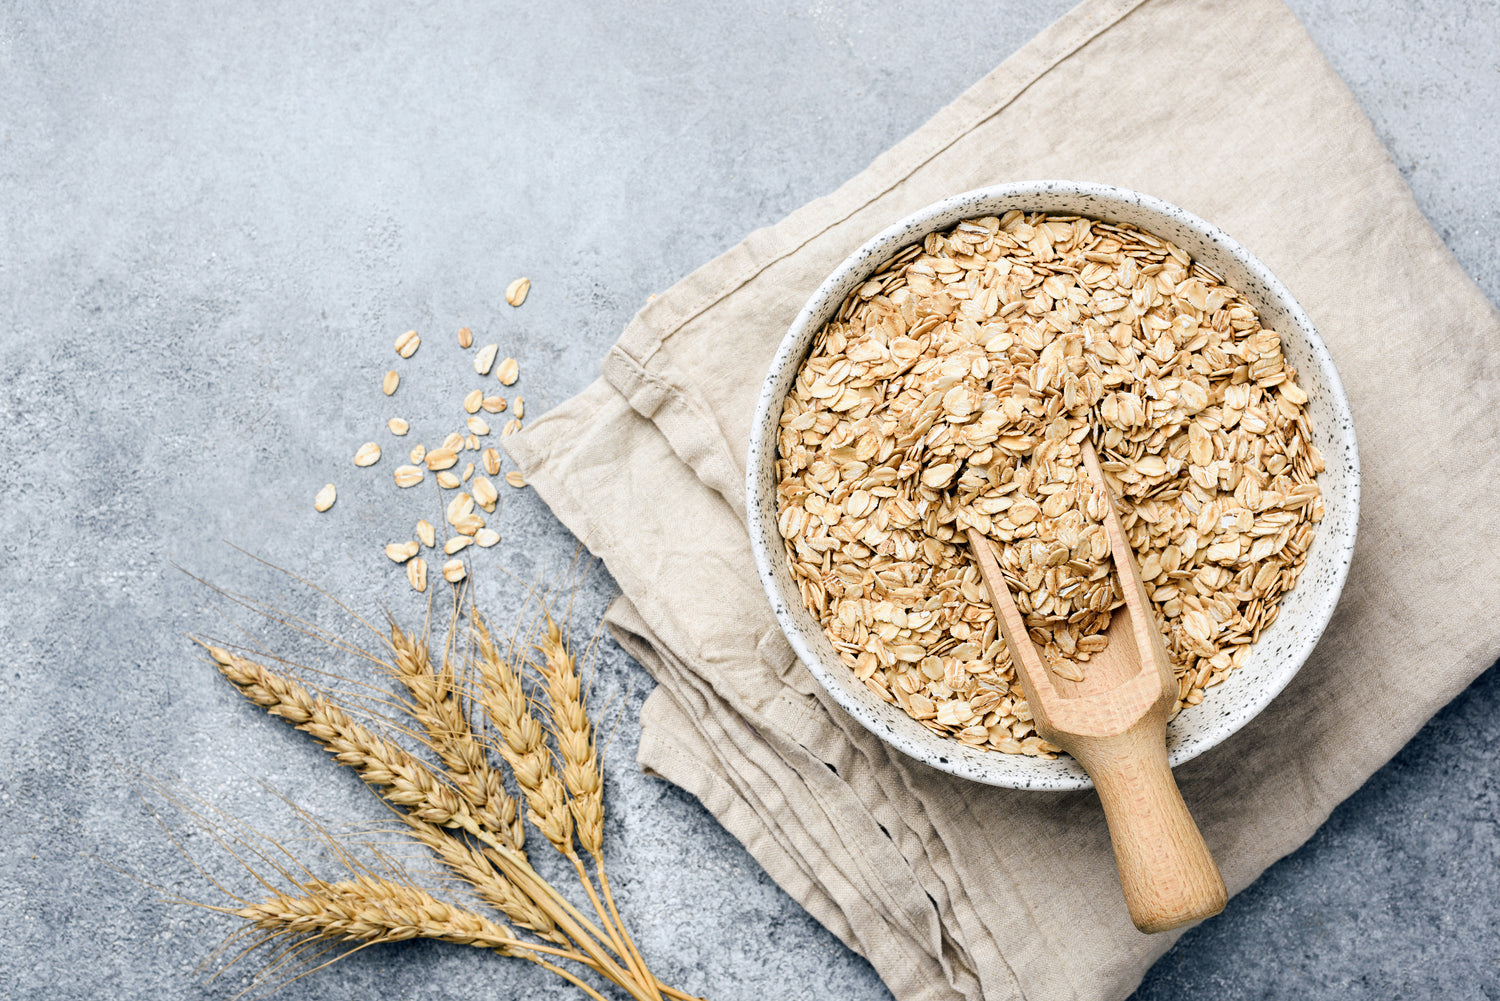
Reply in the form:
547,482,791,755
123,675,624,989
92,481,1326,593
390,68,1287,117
775,214,1324,757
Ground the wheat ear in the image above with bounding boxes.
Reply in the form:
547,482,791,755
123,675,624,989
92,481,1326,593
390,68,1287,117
211,644,655,1001
210,646,474,830
471,621,574,854
536,615,661,1001
234,876,609,1001
471,619,665,997
536,615,604,856
236,874,516,947
387,622,525,850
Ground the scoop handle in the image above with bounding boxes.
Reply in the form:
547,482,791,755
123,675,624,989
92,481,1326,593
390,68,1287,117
1075,726,1227,934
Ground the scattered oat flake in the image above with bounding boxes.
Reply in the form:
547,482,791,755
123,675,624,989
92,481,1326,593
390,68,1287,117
394,465,424,488
457,326,473,349
503,419,522,436
385,541,419,563
464,390,483,414
513,397,524,419
442,432,465,452
472,475,498,510
388,418,409,436
446,492,475,525
467,416,490,435
496,357,519,386
481,396,507,413
453,513,484,536
465,434,480,451
314,483,337,512
409,444,427,464
474,344,498,375
354,442,381,467
426,448,459,471
442,559,466,583
462,462,474,482
505,277,530,307
436,470,461,489
415,519,435,547
482,448,501,476
382,370,399,396
395,330,420,358
407,557,427,592
444,536,473,555
505,471,526,489
475,528,500,548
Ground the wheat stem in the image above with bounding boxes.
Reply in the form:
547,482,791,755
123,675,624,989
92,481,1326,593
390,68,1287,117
469,831,653,1000
569,852,630,976
525,956,613,1001
656,985,707,1001
596,863,661,1001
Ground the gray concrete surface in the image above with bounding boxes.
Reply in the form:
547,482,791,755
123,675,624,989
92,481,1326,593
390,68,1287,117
1,2,1496,999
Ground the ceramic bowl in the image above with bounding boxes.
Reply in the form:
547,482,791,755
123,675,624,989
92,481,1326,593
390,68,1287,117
745,181,1359,791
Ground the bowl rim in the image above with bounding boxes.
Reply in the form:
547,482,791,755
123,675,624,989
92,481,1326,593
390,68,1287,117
746,179,1360,790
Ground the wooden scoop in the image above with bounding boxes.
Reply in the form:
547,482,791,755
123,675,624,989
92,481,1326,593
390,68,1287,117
965,441,1227,933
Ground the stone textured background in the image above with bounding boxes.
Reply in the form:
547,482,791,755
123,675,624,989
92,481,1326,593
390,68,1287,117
2,2,1496,998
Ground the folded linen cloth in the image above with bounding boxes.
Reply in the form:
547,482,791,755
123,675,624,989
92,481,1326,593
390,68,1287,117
504,0,1500,998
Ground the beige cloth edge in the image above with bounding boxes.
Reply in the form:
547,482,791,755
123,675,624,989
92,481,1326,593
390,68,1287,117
504,0,1500,997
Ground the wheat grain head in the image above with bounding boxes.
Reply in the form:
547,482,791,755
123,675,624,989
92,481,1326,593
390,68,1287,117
387,622,524,850
535,615,604,858
471,621,575,855
209,646,473,831
236,874,516,950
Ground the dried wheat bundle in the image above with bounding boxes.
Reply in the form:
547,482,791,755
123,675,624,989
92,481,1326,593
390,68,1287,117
184,586,697,1001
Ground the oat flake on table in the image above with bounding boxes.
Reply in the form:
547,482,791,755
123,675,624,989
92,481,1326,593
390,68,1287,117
775,211,1325,757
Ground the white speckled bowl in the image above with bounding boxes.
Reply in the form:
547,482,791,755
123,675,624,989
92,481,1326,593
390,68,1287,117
746,181,1359,791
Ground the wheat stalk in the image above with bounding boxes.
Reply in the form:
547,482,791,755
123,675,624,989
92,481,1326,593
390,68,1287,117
209,644,649,996
191,583,702,1001
534,612,660,1000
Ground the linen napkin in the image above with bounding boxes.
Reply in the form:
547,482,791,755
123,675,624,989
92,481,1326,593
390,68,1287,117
504,0,1500,997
